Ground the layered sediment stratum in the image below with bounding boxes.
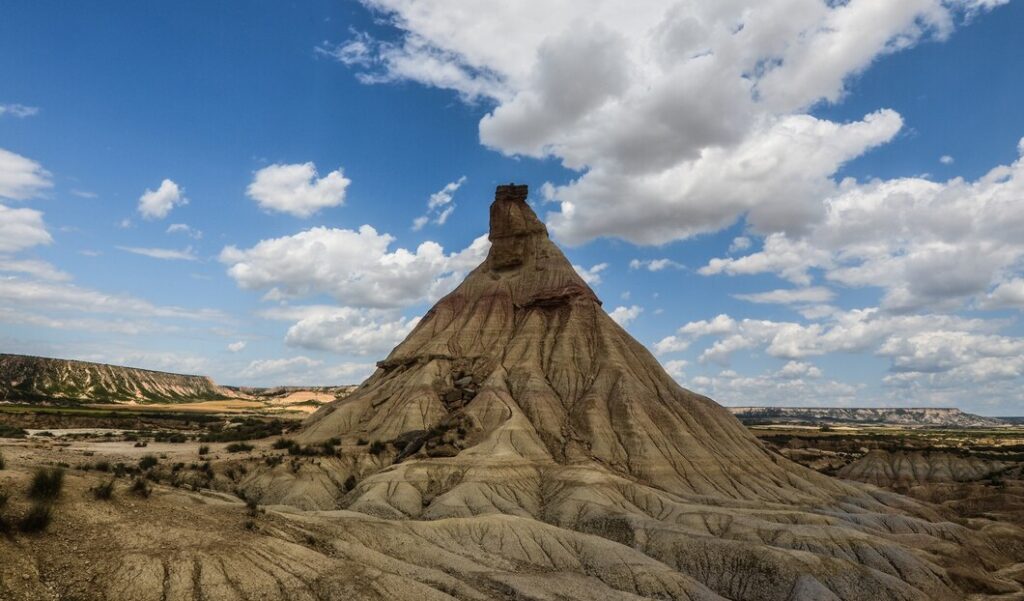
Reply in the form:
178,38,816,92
0,353,234,404
236,185,1022,600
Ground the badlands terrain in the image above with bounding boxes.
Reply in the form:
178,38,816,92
1,185,1023,600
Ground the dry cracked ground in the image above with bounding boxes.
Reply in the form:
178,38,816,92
2,185,1023,601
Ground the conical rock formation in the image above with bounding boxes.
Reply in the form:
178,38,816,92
238,185,1024,601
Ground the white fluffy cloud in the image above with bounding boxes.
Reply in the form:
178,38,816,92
687,368,859,407
0,204,52,253
247,162,350,217
138,179,186,220
329,0,1001,246
236,355,373,385
0,148,52,200
221,226,489,309
701,139,1024,311
260,304,419,356
608,305,642,327
227,341,247,352
572,262,608,285
657,306,1024,409
412,176,466,230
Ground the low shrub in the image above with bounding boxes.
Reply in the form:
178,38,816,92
130,478,151,498
199,418,293,443
93,460,111,473
343,475,357,492
245,497,260,517
0,425,27,439
18,502,52,533
153,432,187,443
0,450,5,470
368,441,387,456
225,442,254,453
198,445,210,456
272,438,296,450
91,479,115,500
28,467,64,501
0,491,8,533
138,455,158,470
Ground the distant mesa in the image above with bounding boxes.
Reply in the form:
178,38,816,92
728,406,1006,428
0,353,233,404
0,353,354,406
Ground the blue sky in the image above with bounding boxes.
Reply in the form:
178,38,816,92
2,1,1023,415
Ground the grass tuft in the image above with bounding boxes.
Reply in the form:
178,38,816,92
28,467,64,501
91,479,116,500
18,502,52,533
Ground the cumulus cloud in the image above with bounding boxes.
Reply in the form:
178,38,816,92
227,341,247,352
325,1,1002,247
940,155,955,165
662,359,688,379
687,368,859,407
247,162,350,217
236,355,372,385
655,305,1024,406
981,279,1024,310
701,138,1024,312
778,360,823,379
412,176,466,230
0,204,52,253
572,262,608,285
138,179,186,220
608,304,642,327
0,147,52,200
220,226,490,309
729,237,752,254
118,246,198,261
260,304,419,357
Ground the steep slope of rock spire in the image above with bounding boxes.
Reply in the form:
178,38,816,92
248,185,1023,600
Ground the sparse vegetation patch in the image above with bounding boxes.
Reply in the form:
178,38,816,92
28,467,64,501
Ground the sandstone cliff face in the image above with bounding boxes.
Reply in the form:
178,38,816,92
0,353,234,404
236,185,1024,601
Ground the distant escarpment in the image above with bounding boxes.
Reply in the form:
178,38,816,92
729,406,1005,427
0,353,235,404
